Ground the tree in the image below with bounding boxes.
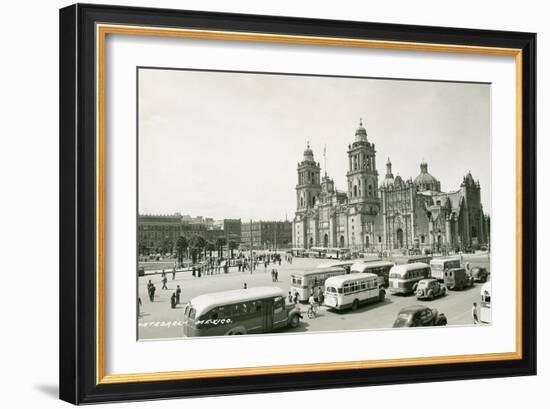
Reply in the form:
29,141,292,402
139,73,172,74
175,236,188,265
228,240,239,259
216,237,227,258
138,239,148,256
161,237,173,255
189,235,206,264
206,241,216,258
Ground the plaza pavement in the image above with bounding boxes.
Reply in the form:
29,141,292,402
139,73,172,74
138,254,490,339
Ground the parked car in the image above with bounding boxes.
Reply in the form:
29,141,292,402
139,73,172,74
138,267,145,277
470,267,489,282
392,306,447,328
415,278,446,300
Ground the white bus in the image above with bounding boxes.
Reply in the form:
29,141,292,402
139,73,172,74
388,262,431,294
316,260,356,274
324,272,385,311
480,282,492,324
290,267,346,302
350,260,395,287
325,248,351,260
429,257,461,280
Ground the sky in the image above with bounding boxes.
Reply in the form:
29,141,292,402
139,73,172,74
138,68,491,221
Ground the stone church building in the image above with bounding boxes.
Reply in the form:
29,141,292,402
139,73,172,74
292,120,490,254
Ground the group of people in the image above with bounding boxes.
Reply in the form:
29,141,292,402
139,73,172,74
146,276,182,310
286,286,324,308
270,268,279,282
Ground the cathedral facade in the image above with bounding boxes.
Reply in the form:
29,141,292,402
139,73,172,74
292,120,490,254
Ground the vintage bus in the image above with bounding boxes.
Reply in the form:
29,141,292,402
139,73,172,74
429,257,461,280
325,248,351,260
316,260,356,274
388,262,431,294
324,272,386,311
290,267,346,302
182,287,302,337
349,260,395,287
392,254,433,265
480,282,492,324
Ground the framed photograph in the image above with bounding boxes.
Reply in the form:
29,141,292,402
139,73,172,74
59,3,536,404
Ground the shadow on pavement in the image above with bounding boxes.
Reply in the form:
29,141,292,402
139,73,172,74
326,299,395,316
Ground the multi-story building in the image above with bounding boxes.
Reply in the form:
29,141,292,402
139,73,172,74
223,219,242,244
138,214,183,254
242,221,292,250
292,120,490,254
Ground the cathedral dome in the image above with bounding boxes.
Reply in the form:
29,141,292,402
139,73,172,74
354,118,368,143
381,157,394,187
414,162,441,192
303,142,315,162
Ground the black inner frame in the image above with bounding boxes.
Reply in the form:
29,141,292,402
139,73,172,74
59,3,536,404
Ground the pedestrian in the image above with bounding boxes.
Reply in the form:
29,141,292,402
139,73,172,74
172,266,176,280
162,275,168,290
472,302,479,324
271,269,275,282
243,283,247,290
170,292,177,309
149,284,156,302
161,269,166,278
192,266,196,277
293,291,299,305
138,297,142,316
317,288,324,305
176,285,181,305
147,279,153,291
275,269,279,282
198,266,202,278
287,291,293,304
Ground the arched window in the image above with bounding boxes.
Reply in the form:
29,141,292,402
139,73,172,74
368,184,373,196
353,185,358,197
300,197,304,208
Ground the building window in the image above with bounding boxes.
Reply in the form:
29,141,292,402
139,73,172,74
368,184,373,196
421,235,425,244
378,236,382,243
353,185,358,197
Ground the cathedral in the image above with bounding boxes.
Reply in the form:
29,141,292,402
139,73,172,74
292,120,490,254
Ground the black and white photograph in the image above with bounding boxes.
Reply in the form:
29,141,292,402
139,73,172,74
137,68,492,340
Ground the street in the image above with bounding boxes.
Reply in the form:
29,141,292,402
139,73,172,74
138,254,490,339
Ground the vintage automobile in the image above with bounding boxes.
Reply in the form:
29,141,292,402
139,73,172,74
415,278,447,300
392,305,448,328
470,267,489,282
138,267,145,277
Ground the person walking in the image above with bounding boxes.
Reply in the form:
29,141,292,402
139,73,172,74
287,291,293,304
293,291,299,305
175,285,182,305
149,284,156,302
170,292,177,309
243,283,248,290
162,275,168,290
275,269,279,282
472,302,479,324
317,287,324,306
172,265,176,280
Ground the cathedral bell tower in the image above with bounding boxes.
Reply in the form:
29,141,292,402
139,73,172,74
346,119,379,212
296,143,321,213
